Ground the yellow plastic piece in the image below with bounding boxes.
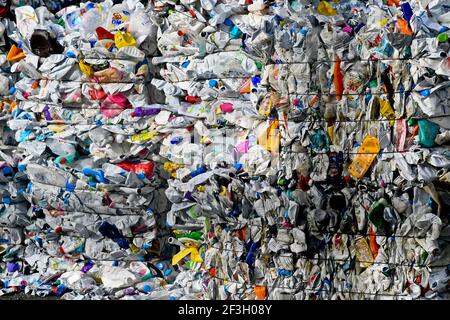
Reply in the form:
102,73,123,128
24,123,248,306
129,243,140,254
317,1,337,16
355,237,374,268
258,94,273,116
48,125,65,133
327,125,334,144
379,99,395,126
377,18,390,27
79,60,94,77
163,161,182,177
136,63,149,78
172,247,203,265
4,101,16,113
348,135,380,179
131,131,157,142
114,31,137,49
200,136,211,144
173,230,183,236
258,119,280,152
219,185,227,196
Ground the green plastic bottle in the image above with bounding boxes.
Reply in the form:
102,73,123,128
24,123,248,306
368,198,389,229
418,120,440,147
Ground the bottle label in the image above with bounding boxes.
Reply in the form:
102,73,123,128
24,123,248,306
132,131,156,142
111,10,130,27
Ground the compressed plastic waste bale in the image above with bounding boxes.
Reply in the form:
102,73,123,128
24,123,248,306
0,0,448,301
150,0,450,301
0,0,184,300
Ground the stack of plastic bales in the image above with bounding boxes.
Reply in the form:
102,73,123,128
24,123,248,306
153,0,450,300
0,0,448,301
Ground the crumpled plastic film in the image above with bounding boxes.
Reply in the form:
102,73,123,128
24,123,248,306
0,0,449,300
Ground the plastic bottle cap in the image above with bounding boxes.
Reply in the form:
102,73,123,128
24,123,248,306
437,33,448,43
255,61,263,70
251,76,261,86
342,25,353,34
18,164,26,172
142,285,151,293
137,173,146,180
156,262,165,270
2,166,12,175
164,268,172,276
181,60,190,68
59,158,66,165
170,137,183,144
224,18,233,27
369,80,378,88
419,89,430,97
177,30,184,36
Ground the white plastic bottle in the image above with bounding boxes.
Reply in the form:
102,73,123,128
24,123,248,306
81,7,106,35
105,3,131,30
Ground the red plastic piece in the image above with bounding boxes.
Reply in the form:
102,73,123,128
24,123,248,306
116,161,155,176
96,27,114,40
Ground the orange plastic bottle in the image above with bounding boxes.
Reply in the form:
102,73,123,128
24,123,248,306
333,55,344,100
348,135,380,179
368,226,379,258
